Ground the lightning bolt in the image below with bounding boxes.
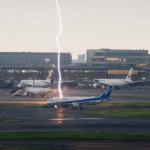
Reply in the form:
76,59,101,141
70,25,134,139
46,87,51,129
55,0,63,98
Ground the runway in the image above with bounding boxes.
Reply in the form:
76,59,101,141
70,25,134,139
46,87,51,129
0,107,150,132
0,89,150,132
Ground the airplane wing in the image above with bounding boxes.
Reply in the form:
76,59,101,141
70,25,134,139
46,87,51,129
129,80,150,86
20,82,33,86
54,80,75,84
41,81,51,84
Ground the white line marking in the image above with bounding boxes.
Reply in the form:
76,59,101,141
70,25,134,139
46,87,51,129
79,118,103,120
49,118,103,121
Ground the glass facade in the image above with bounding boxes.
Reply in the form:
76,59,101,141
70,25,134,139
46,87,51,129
0,52,72,68
87,49,150,68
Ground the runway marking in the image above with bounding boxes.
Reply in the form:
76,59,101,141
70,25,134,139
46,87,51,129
49,118,103,121
79,118,103,120
50,118,75,121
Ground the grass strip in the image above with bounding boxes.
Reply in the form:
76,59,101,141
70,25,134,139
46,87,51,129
0,103,44,108
98,102,150,107
0,146,58,150
86,110,150,118
0,131,150,141
0,118,23,124
0,102,150,108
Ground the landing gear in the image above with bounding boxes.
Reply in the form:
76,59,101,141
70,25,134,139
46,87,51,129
79,106,84,110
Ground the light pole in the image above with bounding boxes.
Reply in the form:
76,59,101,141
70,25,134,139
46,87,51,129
123,59,126,78
45,58,50,75
32,64,35,87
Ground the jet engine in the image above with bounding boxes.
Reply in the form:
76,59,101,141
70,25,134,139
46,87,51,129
71,103,83,109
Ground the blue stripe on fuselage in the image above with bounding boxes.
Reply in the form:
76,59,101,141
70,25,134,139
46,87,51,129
61,97,101,104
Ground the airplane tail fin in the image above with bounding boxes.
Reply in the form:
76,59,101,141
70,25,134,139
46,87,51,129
99,86,112,101
125,68,133,81
46,64,55,82
46,70,53,81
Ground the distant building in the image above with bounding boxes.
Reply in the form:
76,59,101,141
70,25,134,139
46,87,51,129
0,50,150,82
77,54,85,63
73,54,86,64
86,49,150,68
0,52,72,69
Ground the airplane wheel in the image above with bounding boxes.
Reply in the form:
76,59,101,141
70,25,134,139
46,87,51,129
79,106,84,110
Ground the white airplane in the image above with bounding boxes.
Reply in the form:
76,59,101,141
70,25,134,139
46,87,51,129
18,69,54,87
24,87,54,97
47,86,112,109
12,87,54,97
93,68,133,87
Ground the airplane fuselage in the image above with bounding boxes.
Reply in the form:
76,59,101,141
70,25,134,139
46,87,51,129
48,96,101,105
19,80,50,87
94,79,133,86
24,87,53,95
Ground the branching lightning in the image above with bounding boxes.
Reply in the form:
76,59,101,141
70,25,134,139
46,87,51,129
55,0,63,98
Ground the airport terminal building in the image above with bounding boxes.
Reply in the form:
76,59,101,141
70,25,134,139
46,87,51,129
86,49,150,68
0,52,72,69
0,50,150,85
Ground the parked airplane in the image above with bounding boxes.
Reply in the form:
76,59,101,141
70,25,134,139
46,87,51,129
93,68,133,87
47,86,112,109
18,68,54,87
12,87,54,97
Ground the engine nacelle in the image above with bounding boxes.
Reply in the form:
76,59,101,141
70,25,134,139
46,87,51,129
71,103,80,109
